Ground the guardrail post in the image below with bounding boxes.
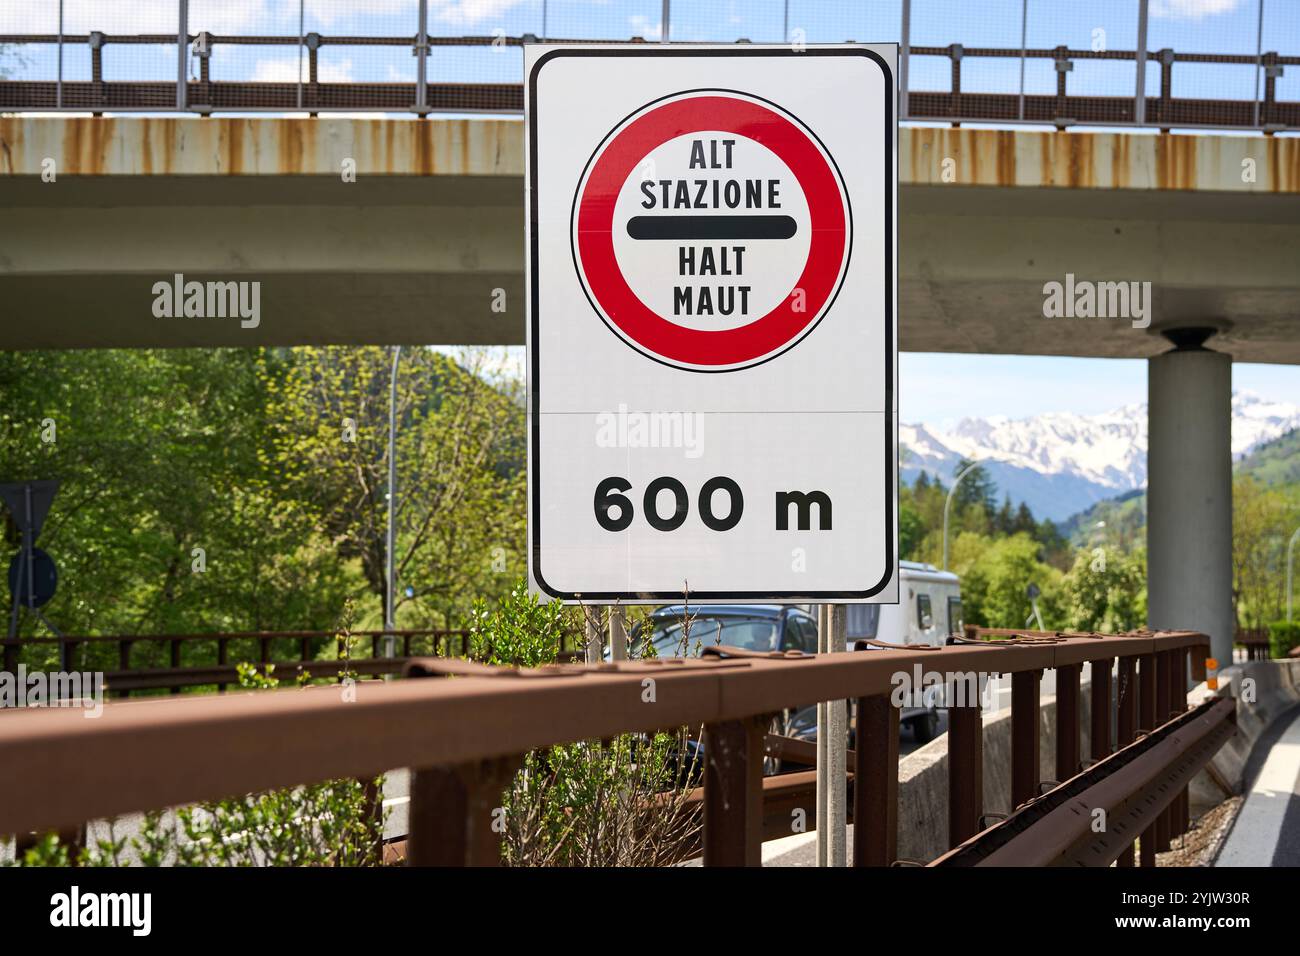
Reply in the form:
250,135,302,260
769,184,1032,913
1135,0,1149,125
1137,652,1157,865
1166,646,1189,842
1158,48,1174,132
195,31,212,109
169,638,182,695
1261,51,1279,129
1053,45,1072,121
1115,655,1138,865
1055,663,1080,781
948,44,963,126
853,693,898,866
217,637,229,692
1011,669,1040,808
408,757,521,866
948,686,983,847
305,32,321,116
414,0,429,116
117,640,133,698
2,641,16,677
1155,648,1173,852
177,0,188,110
1091,656,1114,761
703,715,766,866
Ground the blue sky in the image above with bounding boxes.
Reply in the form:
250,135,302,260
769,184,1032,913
901,354,1300,426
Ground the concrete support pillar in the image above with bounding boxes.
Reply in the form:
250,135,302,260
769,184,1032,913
1147,332,1234,668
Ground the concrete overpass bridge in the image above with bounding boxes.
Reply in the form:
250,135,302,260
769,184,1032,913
3,115,1300,667
2,117,1299,361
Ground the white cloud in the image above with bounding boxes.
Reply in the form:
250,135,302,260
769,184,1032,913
430,0,530,28
0,0,284,34
251,55,354,83
1150,0,1245,21
629,14,662,41
306,0,419,29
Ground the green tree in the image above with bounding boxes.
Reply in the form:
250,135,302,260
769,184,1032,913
953,458,998,517
1058,546,1147,632
899,500,923,559
264,346,524,630
1232,474,1297,632
955,532,1062,629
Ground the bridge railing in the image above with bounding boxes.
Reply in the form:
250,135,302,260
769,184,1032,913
0,628,1222,866
1,629,470,697
0,627,594,697
0,1,1295,131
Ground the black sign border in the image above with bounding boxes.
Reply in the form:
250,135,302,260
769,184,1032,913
528,45,896,603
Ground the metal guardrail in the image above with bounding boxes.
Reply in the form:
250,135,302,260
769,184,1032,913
0,628,1216,866
0,35,1292,131
933,695,1236,866
1,629,470,696
1234,627,1271,661
0,0,1294,130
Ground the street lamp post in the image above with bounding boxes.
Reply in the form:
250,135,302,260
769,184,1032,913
1287,526,1300,623
384,346,402,659
942,460,982,571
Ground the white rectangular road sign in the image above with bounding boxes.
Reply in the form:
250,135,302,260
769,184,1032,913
526,44,897,603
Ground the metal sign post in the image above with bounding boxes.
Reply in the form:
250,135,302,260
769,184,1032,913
2,480,62,640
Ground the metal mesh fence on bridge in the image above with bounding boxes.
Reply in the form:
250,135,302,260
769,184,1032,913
0,0,1295,130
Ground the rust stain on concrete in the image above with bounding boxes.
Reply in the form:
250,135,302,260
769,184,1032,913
0,117,1294,193
1154,133,1197,190
1110,134,1130,189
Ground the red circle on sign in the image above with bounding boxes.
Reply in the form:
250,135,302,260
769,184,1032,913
572,91,851,371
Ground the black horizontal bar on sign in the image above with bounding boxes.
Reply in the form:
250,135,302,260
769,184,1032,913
626,215,797,241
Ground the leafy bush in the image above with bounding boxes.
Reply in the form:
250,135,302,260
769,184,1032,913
1268,620,1300,659
1059,547,1147,633
467,583,568,666
468,585,703,865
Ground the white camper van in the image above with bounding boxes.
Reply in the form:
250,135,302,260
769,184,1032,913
845,561,963,742
846,560,963,649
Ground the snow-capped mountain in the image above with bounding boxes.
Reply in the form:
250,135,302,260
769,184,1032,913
902,392,1300,522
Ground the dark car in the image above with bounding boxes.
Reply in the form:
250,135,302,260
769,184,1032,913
624,604,827,774
632,603,819,658
625,603,942,772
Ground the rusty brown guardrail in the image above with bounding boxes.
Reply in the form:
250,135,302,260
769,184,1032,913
1,629,471,696
932,695,1236,866
0,628,1218,867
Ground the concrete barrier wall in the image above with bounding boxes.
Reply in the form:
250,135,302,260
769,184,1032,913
1188,658,1300,815
893,659,1300,863
896,685,1094,862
